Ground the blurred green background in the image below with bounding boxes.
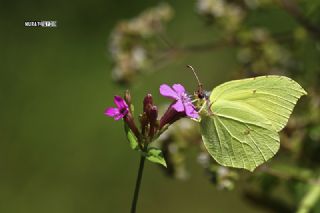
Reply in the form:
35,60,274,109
1,0,306,212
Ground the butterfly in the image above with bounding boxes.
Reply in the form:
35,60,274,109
188,66,307,171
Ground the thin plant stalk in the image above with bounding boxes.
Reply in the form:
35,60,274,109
130,155,146,213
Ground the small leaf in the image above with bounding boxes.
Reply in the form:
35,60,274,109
124,122,166,167
124,123,139,150
145,147,167,167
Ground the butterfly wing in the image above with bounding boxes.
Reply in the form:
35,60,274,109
210,75,307,132
200,76,307,171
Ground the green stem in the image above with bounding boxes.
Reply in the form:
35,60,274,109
130,155,146,213
297,178,320,213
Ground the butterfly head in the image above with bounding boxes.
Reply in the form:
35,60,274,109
186,65,214,116
186,65,210,100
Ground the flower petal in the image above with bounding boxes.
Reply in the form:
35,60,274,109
172,100,184,112
114,96,128,109
105,107,120,117
114,112,125,120
160,84,179,99
185,104,199,119
172,84,185,95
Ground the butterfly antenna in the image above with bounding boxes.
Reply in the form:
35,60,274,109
186,65,202,87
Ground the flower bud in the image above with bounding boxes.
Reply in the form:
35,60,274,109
139,113,148,136
149,106,158,125
124,90,132,106
143,94,153,113
148,106,158,138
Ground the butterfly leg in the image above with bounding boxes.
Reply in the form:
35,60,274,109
206,98,214,116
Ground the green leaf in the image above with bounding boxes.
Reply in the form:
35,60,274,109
145,148,167,167
124,123,139,150
145,147,167,167
124,123,166,167
200,75,307,171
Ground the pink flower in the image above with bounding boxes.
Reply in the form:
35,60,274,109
105,96,129,120
160,84,199,119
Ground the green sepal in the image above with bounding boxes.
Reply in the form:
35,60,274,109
124,123,139,150
129,104,134,114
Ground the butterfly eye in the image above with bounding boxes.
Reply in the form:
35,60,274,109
198,93,204,99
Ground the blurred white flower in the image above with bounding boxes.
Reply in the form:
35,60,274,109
197,0,226,17
108,3,173,83
131,46,146,68
197,152,210,168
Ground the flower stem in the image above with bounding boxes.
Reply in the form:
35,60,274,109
131,155,146,213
